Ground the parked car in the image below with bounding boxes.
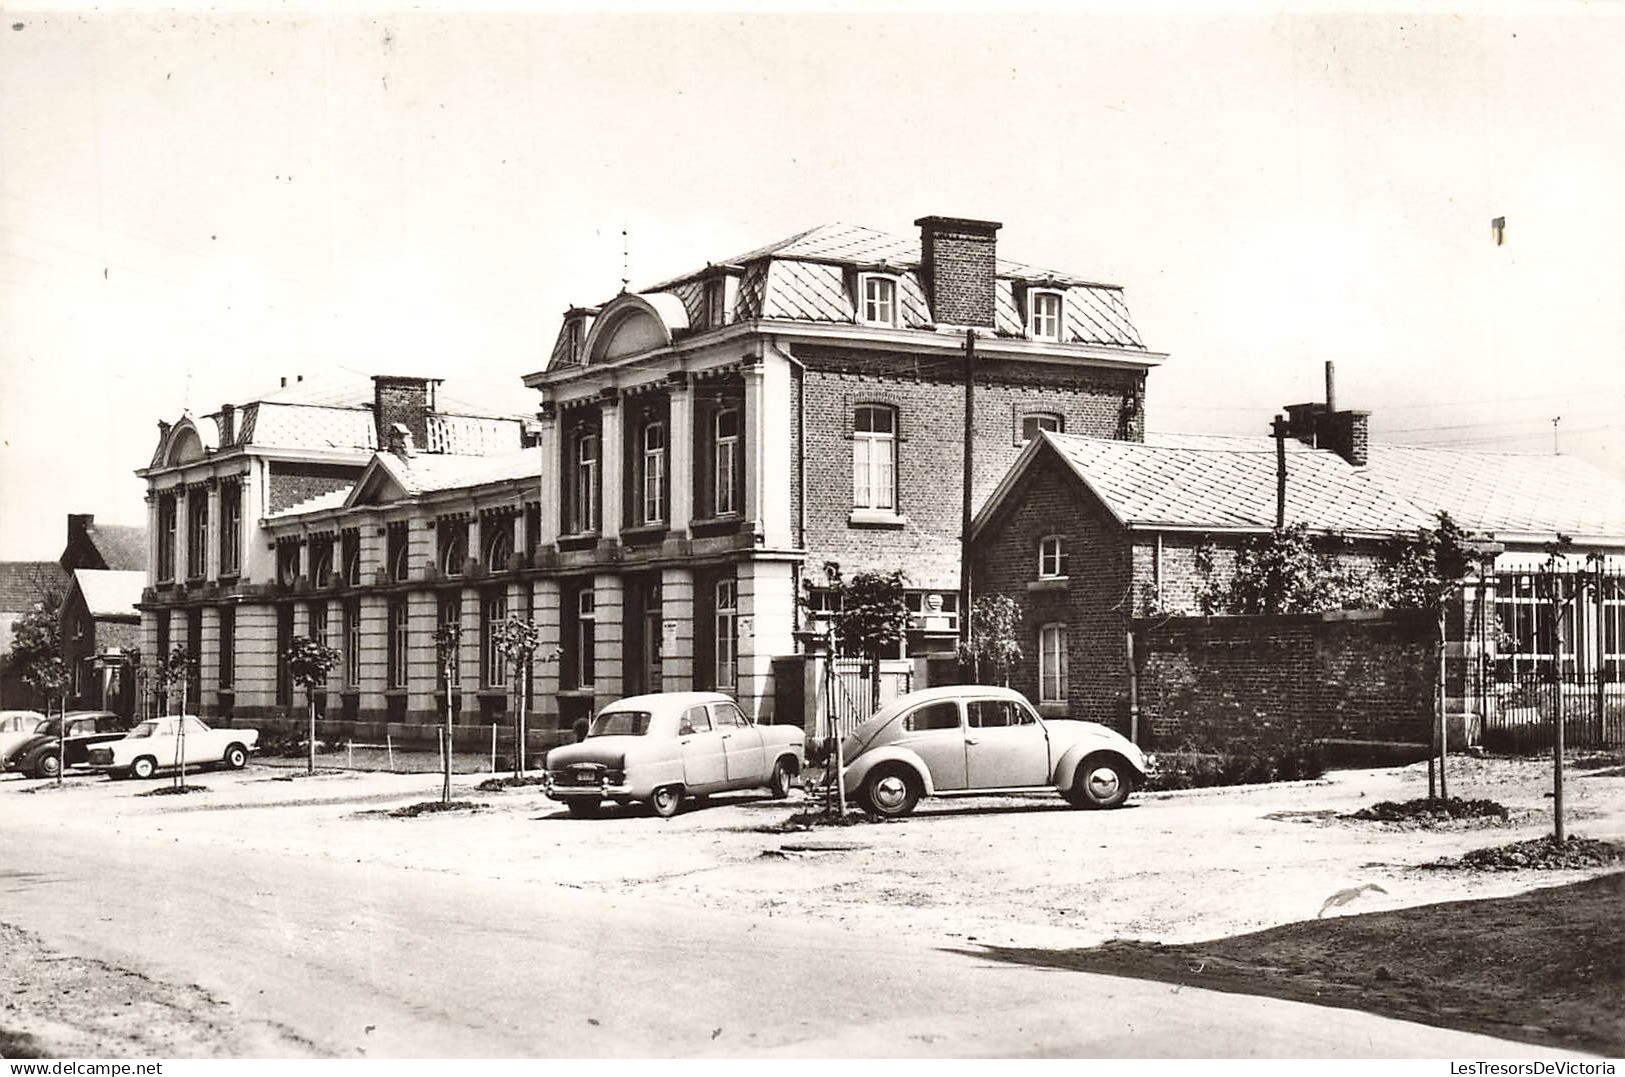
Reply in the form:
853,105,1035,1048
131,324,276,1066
3,711,126,779
544,692,805,818
0,710,48,766
85,715,260,780
840,686,1148,818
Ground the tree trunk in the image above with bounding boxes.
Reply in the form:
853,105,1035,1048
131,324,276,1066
307,688,317,776
442,693,453,805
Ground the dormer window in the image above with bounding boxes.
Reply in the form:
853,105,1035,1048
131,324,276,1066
705,276,729,329
1029,290,1063,341
859,275,898,327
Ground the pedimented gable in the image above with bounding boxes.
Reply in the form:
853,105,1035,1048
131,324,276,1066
344,455,412,507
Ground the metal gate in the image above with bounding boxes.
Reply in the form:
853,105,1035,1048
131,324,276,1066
813,657,913,741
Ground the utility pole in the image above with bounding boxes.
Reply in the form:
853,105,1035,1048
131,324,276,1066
1552,416,1561,455
960,329,976,661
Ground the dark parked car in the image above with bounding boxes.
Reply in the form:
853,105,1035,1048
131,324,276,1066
4,712,127,779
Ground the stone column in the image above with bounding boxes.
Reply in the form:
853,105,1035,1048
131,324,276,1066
744,355,793,549
233,602,279,718
736,561,797,723
206,481,222,581
532,578,562,729
598,391,623,542
592,573,624,708
536,402,560,550
666,375,694,534
145,492,160,584
660,567,695,692
174,487,190,583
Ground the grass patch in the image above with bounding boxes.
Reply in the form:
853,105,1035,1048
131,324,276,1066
385,799,486,818
1345,796,1510,826
954,873,1625,1056
476,774,549,792
136,784,208,797
1426,835,1625,872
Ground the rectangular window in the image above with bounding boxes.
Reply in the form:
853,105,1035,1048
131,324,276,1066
387,600,409,690
712,408,739,517
642,420,666,524
569,431,600,533
276,606,293,706
705,277,728,328
218,606,235,690
714,578,737,689
1039,536,1069,579
860,276,896,326
186,608,202,707
484,591,508,689
1020,412,1064,444
438,594,462,689
577,588,596,688
523,504,541,560
343,600,361,688
1039,624,1068,704
219,483,242,575
1030,291,1063,340
852,406,897,511
187,493,208,578
157,494,177,582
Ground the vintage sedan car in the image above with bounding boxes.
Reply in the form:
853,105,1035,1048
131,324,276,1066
85,715,260,779
544,692,805,818
0,710,48,766
4,711,126,779
841,685,1148,818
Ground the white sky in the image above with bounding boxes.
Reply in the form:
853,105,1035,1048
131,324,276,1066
3,4,1623,558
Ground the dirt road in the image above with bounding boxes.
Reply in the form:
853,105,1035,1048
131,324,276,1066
0,755,1616,1057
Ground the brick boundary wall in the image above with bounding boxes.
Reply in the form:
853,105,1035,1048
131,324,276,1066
1132,608,1436,754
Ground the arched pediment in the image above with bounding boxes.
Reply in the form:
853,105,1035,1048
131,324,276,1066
164,416,217,466
582,293,689,366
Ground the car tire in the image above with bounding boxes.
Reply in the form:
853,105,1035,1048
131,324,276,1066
223,744,248,770
860,764,921,818
565,799,602,818
1067,754,1133,810
130,756,158,781
34,753,60,780
768,758,797,799
648,785,683,819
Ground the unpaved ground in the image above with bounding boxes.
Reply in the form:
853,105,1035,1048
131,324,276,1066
0,752,1619,1056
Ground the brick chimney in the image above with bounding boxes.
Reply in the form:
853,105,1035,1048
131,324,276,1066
915,215,1002,328
68,513,93,545
372,376,438,452
1281,400,1370,467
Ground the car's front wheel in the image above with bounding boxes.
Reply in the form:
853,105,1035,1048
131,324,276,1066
648,785,683,819
33,753,60,780
768,758,797,799
223,744,248,770
860,764,921,818
1066,754,1133,810
130,756,158,781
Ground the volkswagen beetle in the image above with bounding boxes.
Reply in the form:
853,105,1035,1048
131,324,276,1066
840,685,1146,818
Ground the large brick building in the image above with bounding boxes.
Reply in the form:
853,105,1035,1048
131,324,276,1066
134,214,1163,738
521,216,1162,728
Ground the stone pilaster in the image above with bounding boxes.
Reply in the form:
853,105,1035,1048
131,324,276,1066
736,560,796,723
592,573,624,708
531,578,562,727
599,394,623,542
359,595,389,714
233,602,278,715
666,378,694,534
536,403,561,549
660,567,695,693
407,590,438,722
197,606,221,716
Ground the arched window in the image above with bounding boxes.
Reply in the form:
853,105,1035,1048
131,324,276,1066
485,522,513,571
852,405,897,511
440,526,467,577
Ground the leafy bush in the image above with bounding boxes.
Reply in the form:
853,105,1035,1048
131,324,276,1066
1346,797,1509,824
1146,738,1325,791
1428,835,1625,871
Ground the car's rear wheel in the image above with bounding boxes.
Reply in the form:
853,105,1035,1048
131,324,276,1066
565,799,602,818
649,785,682,819
130,756,158,781
768,758,797,799
34,753,60,779
223,744,248,770
860,764,921,818
1066,754,1133,810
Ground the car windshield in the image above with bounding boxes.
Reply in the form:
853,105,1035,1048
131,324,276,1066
588,711,652,737
127,721,158,738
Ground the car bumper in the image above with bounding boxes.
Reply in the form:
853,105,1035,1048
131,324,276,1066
545,781,635,801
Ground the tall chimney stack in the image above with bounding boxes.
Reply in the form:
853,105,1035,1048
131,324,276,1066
1325,360,1337,412
915,215,1002,328
372,375,437,453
